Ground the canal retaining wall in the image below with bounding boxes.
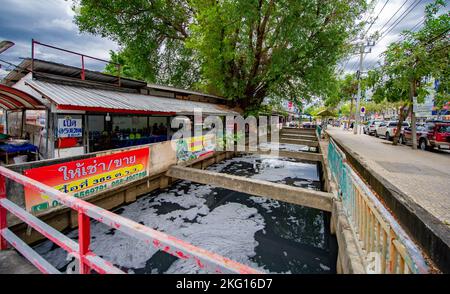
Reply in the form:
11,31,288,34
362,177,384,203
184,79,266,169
328,132,448,273
5,140,236,245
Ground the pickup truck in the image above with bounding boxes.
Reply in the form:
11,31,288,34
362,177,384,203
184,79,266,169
400,122,450,151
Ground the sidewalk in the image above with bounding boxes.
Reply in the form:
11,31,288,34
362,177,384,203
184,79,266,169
326,126,450,225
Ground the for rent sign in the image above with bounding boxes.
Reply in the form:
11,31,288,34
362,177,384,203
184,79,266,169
23,147,150,212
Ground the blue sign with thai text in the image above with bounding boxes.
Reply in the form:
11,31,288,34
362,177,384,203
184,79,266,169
58,117,82,138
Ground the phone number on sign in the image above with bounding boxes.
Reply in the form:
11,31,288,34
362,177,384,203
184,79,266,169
73,171,147,198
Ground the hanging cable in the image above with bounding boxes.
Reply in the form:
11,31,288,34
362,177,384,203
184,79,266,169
363,0,391,37
377,0,423,43
377,0,410,34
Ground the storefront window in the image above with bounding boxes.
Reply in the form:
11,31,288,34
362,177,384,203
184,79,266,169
89,114,171,152
88,115,106,152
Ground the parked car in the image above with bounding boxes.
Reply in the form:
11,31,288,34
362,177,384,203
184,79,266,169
364,120,383,135
401,122,450,151
302,121,313,128
376,121,410,140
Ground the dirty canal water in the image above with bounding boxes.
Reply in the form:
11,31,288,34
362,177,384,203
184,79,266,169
34,145,337,274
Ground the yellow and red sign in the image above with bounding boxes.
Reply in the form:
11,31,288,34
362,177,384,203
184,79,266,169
24,147,150,212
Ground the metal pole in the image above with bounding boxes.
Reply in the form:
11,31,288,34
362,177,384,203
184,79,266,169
4,110,8,135
78,212,91,274
81,56,85,80
118,64,121,87
354,43,364,135
31,39,34,78
0,175,7,250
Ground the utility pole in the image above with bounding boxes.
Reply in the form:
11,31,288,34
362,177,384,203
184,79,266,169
354,40,374,135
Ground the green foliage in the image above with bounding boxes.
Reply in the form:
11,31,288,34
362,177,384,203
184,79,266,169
215,131,244,150
366,0,449,107
325,73,359,107
72,0,368,109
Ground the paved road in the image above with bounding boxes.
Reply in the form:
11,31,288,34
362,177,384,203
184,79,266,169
327,126,450,226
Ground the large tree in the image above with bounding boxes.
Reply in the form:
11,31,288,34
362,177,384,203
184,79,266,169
72,0,367,111
367,0,449,148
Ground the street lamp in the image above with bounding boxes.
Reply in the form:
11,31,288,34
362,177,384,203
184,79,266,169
0,41,15,54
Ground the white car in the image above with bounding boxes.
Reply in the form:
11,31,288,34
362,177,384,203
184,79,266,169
364,120,383,135
376,121,410,140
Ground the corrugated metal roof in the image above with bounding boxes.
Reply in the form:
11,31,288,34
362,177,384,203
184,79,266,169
0,84,46,111
25,80,238,116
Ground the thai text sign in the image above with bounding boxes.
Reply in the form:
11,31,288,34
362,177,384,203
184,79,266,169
23,147,150,212
58,116,82,138
176,134,215,162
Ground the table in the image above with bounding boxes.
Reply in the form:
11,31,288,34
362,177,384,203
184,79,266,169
0,143,39,164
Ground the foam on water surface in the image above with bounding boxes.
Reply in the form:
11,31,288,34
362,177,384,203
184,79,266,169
34,153,336,274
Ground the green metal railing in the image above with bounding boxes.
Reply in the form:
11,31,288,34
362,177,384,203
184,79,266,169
328,138,429,274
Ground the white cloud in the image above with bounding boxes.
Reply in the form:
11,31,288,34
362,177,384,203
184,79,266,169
0,0,118,72
341,0,434,74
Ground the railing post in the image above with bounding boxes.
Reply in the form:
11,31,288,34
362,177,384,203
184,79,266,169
81,56,85,80
388,228,396,274
78,211,91,274
0,175,7,250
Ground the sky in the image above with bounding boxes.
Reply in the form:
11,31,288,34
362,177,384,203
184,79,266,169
0,0,442,80
0,0,119,79
342,0,438,74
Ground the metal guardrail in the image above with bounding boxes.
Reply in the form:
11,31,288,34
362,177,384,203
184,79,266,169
327,138,429,274
0,166,262,274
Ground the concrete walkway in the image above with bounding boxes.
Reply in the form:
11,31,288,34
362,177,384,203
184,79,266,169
327,126,450,225
0,250,40,274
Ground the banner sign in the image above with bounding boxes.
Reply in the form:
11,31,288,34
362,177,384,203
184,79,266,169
176,134,215,163
58,116,82,138
24,147,150,212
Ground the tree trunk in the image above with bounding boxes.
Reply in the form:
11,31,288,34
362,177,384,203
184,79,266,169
392,103,409,145
410,80,417,149
348,96,354,130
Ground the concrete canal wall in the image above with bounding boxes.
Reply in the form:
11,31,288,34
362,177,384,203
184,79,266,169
5,139,236,245
4,126,368,274
328,132,448,273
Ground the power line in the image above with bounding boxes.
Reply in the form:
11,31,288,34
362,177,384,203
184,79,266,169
424,27,450,45
366,26,449,70
363,0,391,37
378,0,410,34
0,58,29,72
377,0,423,43
346,1,388,73
348,0,380,43
410,17,425,32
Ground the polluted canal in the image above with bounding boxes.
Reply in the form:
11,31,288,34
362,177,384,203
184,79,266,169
34,146,337,274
